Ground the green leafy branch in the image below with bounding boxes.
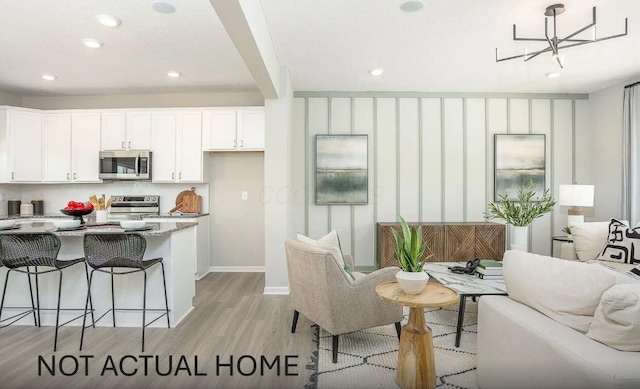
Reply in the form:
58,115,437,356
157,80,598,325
484,181,556,227
391,216,433,272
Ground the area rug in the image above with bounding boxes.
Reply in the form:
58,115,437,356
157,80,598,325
306,301,478,389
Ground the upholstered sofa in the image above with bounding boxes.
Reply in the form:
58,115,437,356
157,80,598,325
477,250,640,389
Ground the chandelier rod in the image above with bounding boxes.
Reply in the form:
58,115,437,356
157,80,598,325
495,5,628,68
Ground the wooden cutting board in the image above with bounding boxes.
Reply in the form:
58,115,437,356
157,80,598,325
171,187,201,214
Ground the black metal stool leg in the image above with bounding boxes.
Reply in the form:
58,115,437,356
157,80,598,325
110,269,116,327
160,262,170,328
53,270,63,352
83,263,95,328
35,266,41,327
80,270,95,351
0,270,10,324
142,270,148,352
26,267,38,326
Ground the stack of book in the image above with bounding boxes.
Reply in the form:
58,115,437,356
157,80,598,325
476,259,503,280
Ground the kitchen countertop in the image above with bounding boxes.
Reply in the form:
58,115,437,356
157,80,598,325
0,221,197,237
145,213,210,219
1,214,73,220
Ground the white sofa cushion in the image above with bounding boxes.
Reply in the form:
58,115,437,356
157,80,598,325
587,284,640,351
503,250,617,333
570,221,611,261
597,218,640,265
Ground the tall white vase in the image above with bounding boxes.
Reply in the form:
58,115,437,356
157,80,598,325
510,225,529,252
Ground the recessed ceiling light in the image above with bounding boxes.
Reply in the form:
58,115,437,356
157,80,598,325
400,0,424,12
167,71,182,78
151,1,176,14
545,72,561,79
96,14,121,28
82,38,104,48
369,68,384,76
41,74,57,81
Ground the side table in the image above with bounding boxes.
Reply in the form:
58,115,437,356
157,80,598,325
376,282,459,389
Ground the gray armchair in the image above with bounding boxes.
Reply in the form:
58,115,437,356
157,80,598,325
285,240,403,363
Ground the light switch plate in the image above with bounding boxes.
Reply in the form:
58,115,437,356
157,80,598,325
242,191,248,200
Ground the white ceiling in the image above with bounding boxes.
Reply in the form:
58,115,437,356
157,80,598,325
1,0,639,97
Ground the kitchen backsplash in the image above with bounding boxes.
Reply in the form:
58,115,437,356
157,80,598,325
0,182,209,215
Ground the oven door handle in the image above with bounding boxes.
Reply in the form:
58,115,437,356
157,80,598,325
135,154,141,177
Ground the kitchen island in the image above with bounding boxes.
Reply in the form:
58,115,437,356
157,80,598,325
0,221,197,328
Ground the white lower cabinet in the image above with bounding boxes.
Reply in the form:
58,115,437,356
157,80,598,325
142,216,210,279
152,111,203,183
43,112,101,183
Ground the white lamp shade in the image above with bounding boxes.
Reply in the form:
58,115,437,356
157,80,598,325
558,185,594,207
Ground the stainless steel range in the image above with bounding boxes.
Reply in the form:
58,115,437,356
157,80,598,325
108,195,160,220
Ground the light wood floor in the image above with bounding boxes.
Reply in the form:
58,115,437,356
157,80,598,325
0,273,316,389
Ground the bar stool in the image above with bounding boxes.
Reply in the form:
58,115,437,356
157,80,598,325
81,233,170,352
0,233,92,351
0,261,38,327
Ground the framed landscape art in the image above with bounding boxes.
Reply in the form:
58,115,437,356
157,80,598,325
315,134,368,204
494,134,546,201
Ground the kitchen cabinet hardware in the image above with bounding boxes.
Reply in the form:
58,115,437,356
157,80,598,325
128,141,131,149
66,173,70,180
179,172,182,179
172,172,175,179
11,172,14,179
241,139,244,148
73,173,77,180
121,141,125,149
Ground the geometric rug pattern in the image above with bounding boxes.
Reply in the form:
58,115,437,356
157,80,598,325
306,301,478,389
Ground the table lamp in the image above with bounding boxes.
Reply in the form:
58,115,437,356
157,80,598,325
558,184,594,226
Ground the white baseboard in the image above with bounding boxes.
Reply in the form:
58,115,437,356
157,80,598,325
209,266,265,273
263,286,290,295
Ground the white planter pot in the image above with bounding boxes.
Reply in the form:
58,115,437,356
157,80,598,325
511,225,529,252
395,270,429,295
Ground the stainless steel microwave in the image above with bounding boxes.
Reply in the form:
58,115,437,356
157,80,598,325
98,151,152,180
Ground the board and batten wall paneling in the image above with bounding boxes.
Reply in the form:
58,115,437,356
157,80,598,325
376,98,398,223
307,98,330,238
353,98,376,266
553,100,574,238
398,98,420,222
293,93,587,268
530,99,553,255
465,98,486,222
421,98,442,222
443,99,464,222
329,98,353,255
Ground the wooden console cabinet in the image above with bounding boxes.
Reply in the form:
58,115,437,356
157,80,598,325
377,222,506,267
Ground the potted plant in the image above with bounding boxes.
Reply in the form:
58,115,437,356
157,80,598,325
391,217,433,294
484,181,556,251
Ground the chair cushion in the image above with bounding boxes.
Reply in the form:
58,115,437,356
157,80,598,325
597,218,640,265
570,221,611,261
503,250,617,333
587,283,640,351
297,230,354,279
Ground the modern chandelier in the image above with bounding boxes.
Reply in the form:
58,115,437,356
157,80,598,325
495,4,628,68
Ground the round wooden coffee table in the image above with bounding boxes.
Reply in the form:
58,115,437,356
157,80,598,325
376,281,459,389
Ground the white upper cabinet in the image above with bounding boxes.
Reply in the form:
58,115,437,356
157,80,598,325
237,110,265,150
1,109,43,182
151,111,202,183
101,111,151,151
43,113,72,182
203,108,264,151
71,113,101,182
43,112,101,183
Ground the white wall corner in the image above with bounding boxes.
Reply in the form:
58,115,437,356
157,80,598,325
263,67,293,294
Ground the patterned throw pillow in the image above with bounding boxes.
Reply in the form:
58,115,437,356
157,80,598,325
597,218,640,265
